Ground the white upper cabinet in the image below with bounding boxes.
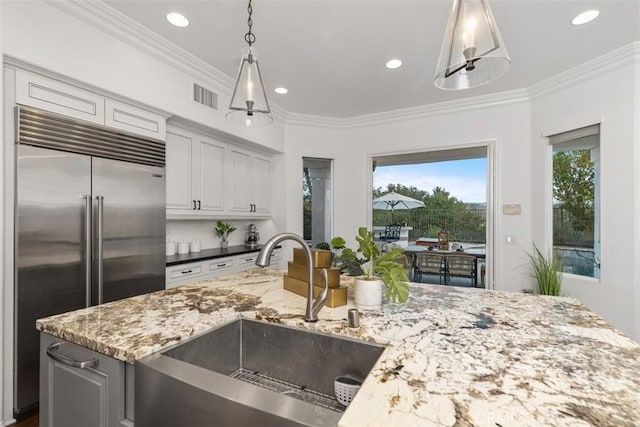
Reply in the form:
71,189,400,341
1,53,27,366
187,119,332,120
15,69,166,141
166,129,194,211
252,154,272,215
228,148,252,213
227,147,272,217
195,137,225,212
16,70,105,125
166,126,225,216
105,98,166,141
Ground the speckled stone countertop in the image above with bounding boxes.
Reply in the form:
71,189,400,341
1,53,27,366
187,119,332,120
37,269,640,426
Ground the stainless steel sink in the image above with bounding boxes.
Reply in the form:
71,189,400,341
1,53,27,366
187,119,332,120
135,318,385,426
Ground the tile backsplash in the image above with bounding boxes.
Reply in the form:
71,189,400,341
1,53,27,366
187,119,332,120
166,219,278,250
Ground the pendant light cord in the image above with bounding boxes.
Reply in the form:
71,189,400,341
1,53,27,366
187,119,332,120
244,0,255,47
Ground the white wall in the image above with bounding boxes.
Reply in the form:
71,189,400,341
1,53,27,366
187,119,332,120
284,98,534,294
0,0,5,423
530,45,638,338
166,219,278,250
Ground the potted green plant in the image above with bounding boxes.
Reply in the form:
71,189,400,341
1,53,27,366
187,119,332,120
214,221,236,249
354,227,410,310
316,237,366,276
527,243,563,296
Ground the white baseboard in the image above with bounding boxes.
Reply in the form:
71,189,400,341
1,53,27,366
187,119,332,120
1,418,17,426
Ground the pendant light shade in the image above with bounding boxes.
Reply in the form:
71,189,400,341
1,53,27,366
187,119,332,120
434,0,510,90
226,0,273,127
226,47,273,126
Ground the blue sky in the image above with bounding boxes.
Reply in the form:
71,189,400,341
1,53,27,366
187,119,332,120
373,158,487,203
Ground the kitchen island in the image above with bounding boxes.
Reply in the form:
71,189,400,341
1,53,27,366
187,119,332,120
37,269,640,426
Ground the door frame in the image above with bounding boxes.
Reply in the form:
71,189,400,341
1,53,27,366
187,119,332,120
365,139,497,290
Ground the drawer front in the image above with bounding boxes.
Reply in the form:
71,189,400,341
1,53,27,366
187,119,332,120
238,254,258,266
105,98,166,141
16,70,105,125
168,264,202,280
208,258,234,272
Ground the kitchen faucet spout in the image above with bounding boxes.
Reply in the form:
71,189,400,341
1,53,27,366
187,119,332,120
256,232,328,322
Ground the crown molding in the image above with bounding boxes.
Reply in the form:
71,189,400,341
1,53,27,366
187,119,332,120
528,41,640,100
285,89,529,130
45,0,234,93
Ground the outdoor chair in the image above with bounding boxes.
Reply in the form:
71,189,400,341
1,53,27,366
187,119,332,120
444,254,477,287
414,253,447,284
379,224,402,242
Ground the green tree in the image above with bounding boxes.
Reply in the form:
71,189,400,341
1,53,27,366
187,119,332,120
372,184,486,242
553,150,594,232
552,150,595,248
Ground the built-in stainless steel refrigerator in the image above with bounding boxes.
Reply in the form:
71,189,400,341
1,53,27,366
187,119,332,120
14,106,166,415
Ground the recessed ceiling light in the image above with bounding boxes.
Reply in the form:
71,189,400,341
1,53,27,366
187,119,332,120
166,12,189,28
274,87,288,94
571,10,599,26
385,59,403,69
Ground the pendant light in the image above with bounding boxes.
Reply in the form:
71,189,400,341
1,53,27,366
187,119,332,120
434,0,510,90
226,0,272,126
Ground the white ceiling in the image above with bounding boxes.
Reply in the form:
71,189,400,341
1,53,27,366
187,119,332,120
104,0,639,118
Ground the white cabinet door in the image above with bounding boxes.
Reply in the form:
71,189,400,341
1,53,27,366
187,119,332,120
227,148,272,217
40,333,125,427
228,148,253,213
195,137,225,213
16,70,105,125
166,129,194,212
253,155,272,215
166,127,227,217
105,98,166,141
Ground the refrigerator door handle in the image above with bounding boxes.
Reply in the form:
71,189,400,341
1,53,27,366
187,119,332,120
46,342,99,369
82,195,92,308
96,195,104,305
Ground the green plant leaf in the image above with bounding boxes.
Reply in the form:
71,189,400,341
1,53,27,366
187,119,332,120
315,242,331,250
330,237,346,249
527,243,563,296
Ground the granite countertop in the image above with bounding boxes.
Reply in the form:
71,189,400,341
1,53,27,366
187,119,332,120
166,244,266,266
37,269,640,426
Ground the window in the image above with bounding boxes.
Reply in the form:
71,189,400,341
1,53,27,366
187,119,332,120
550,124,600,278
303,158,333,246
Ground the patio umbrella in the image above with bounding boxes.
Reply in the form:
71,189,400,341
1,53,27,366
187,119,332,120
372,192,425,222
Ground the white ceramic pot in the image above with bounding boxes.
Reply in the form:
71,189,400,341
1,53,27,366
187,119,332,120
220,240,229,249
354,278,383,311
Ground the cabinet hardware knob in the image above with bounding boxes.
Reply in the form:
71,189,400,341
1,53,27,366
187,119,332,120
197,200,201,210
181,269,193,274
217,264,226,267
192,200,196,210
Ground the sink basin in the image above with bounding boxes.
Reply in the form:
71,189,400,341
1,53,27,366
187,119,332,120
135,318,385,426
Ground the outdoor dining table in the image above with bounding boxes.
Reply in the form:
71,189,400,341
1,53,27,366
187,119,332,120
403,245,486,285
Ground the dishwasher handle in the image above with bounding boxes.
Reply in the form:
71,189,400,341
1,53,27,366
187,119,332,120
46,342,99,369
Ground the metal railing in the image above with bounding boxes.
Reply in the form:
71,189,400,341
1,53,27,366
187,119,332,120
373,208,487,243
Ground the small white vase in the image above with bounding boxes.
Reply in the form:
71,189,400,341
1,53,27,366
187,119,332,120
220,240,229,249
354,278,383,310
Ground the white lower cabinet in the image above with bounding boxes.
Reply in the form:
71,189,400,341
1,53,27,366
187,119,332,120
165,249,282,289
